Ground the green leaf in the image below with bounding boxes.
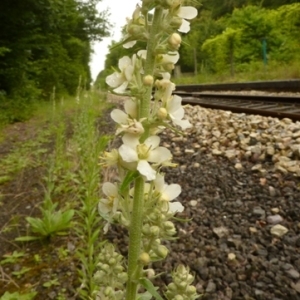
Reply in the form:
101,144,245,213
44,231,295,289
15,236,41,242
139,278,164,300
119,171,140,194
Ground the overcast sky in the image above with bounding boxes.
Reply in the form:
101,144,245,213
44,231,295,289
90,0,141,81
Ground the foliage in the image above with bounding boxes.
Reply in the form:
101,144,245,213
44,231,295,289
16,198,74,241
0,0,110,124
0,291,37,300
178,3,300,78
0,251,25,265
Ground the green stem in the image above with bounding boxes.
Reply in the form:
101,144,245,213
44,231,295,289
140,7,163,120
125,7,163,300
125,176,145,299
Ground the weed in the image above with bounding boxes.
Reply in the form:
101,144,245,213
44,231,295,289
43,277,60,288
0,250,25,265
11,267,31,278
0,291,37,300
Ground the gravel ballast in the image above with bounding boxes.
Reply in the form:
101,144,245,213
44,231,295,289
107,100,300,300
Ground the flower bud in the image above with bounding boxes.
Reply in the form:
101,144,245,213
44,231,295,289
139,252,151,265
93,270,106,282
114,265,124,273
164,63,175,72
104,286,114,296
186,285,197,295
168,33,181,50
174,295,184,300
142,224,151,235
157,107,168,120
150,225,160,236
143,75,154,86
155,245,169,259
170,17,183,29
126,121,145,135
167,282,177,292
108,258,116,265
117,272,128,283
145,268,155,278
100,263,110,272
127,24,143,36
132,4,141,20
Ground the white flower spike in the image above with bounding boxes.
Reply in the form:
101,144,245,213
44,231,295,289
98,182,120,232
118,134,172,181
106,55,136,94
177,6,198,33
154,174,184,213
166,95,192,130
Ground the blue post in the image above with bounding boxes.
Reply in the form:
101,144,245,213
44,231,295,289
262,38,267,66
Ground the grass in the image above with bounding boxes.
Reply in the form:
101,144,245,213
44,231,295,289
174,60,300,85
0,88,113,299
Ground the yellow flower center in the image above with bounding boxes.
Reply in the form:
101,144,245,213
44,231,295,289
137,144,150,160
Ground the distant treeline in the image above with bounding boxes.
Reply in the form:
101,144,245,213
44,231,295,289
0,0,109,123
95,0,300,88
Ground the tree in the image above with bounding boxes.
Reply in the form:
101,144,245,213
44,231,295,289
0,0,110,122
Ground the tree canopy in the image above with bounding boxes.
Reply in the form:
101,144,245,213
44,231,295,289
96,0,300,88
0,0,109,123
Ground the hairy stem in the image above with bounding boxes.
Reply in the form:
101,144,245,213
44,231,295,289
125,7,163,300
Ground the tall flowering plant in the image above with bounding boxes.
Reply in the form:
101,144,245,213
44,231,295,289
94,1,199,299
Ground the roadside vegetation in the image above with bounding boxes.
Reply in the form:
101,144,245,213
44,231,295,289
95,1,300,88
0,91,112,299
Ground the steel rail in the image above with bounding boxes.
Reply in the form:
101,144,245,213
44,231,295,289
177,92,300,121
176,79,300,93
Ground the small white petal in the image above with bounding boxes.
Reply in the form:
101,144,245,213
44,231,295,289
178,7,198,19
111,109,128,124
113,81,129,94
170,106,185,120
144,135,160,149
178,19,190,33
119,144,138,162
118,56,131,70
106,72,124,88
122,134,140,147
154,173,165,192
123,40,137,49
164,184,181,200
103,222,110,233
124,99,137,118
169,201,184,213
102,182,118,197
161,72,171,80
137,160,156,181
167,95,182,113
173,118,192,130
148,147,172,163
124,65,134,82
162,52,180,64
137,50,147,59
98,199,111,215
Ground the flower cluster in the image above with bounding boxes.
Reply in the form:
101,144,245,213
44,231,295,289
93,244,127,300
97,1,199,299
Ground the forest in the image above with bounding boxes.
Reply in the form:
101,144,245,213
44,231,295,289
96,0,300,88
0,0,109,124
1,0,300,124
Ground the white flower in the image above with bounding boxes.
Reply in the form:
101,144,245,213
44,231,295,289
154,174,184,213
166,95,192,130
98,182,120,232
106,55,136,93
118,134,172,181
177,6,198,33
110,99,143,135
158,52,180,66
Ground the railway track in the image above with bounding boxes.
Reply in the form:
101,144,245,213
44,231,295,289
175,80,300,121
